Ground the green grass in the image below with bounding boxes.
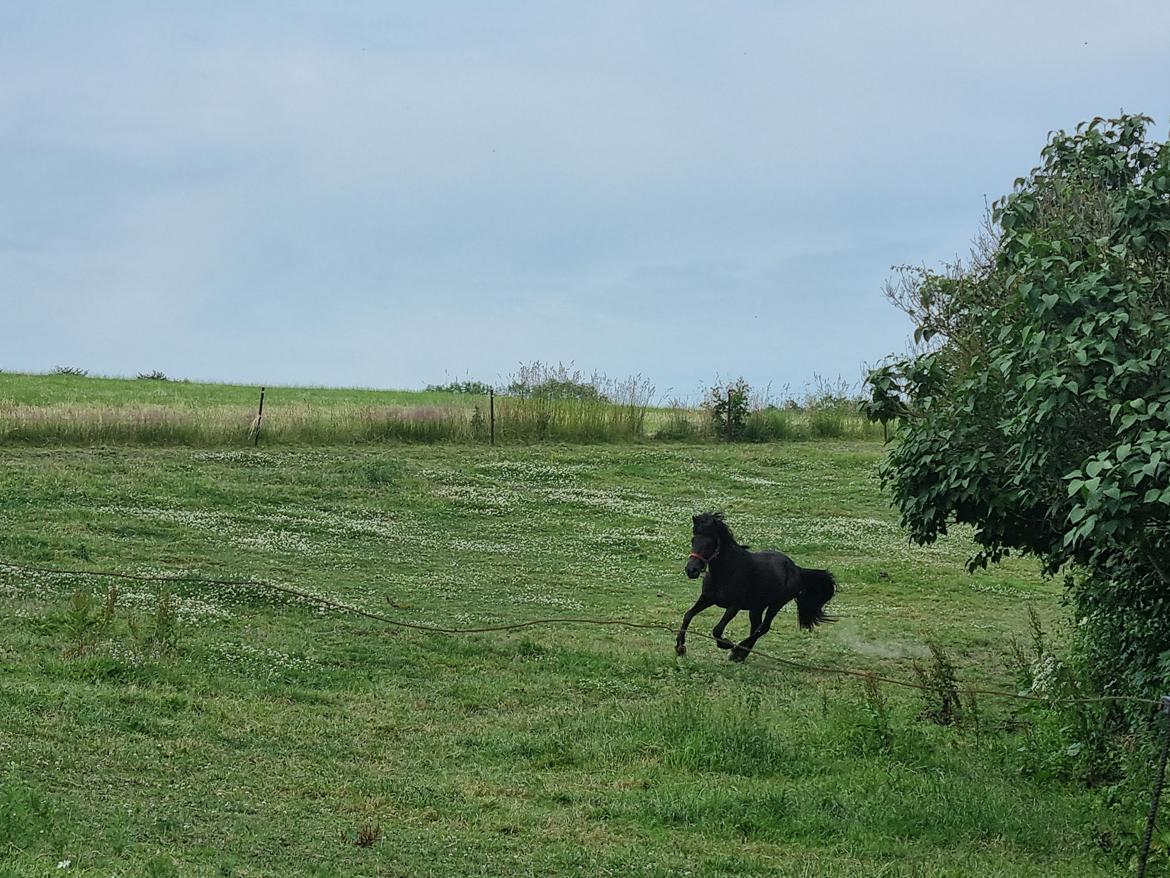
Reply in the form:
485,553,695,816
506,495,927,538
0,372,884,445
0,441,1157,876
0,371,464,408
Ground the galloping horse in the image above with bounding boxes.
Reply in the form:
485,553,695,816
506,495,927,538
676,512,835,661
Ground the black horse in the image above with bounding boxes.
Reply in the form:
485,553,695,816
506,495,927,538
676,512,835,661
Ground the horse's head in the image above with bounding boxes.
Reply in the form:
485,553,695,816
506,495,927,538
686,512,725,579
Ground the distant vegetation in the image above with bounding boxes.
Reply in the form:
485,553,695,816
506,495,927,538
504,361,613,402
425,379,493,395
0,363,883,446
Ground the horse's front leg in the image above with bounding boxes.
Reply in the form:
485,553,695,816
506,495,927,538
711,605,740,650
676,594,714,656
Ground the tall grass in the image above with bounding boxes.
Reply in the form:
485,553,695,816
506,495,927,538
494,368,655,443
0,400,887,446
0,402,886,446
0,403,473,446
0,398,652,446
652,405,883,443
0,368,887,446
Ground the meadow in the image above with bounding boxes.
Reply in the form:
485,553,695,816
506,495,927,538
0,371,883,445
1,434,1162,877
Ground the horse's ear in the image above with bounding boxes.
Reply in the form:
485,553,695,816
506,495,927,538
692,515,699,524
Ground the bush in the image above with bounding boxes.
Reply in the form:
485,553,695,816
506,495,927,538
703,378,751,440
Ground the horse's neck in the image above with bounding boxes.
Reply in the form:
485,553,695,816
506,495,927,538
712,541,747,572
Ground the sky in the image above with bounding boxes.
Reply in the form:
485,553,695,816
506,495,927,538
3,2,1169,401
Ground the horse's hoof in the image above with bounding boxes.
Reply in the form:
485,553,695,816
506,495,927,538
675,644,686,657
729,648,749,663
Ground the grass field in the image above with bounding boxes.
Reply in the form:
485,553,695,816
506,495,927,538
1,438,1159,877
0,371,883,445
0,371,469,408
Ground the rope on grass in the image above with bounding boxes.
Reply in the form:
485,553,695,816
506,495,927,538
0,560,675,635
0,559,1163,709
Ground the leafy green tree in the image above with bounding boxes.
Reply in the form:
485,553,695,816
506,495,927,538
870,115,1170,697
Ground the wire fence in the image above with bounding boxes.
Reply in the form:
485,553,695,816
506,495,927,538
2,557,1168,876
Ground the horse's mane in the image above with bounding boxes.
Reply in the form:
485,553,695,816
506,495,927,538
693,511,750,550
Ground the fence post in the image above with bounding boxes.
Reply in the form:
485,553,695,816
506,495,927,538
1137,695,1170,878
489,388,495,446
727,388,733,443
251,387,266,446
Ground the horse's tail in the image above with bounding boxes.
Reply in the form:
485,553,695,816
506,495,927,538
795,568,836,629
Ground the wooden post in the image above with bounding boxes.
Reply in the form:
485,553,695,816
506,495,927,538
727,387,733,443
489,388,495,446
252,386,266,446
1137,696,1170,878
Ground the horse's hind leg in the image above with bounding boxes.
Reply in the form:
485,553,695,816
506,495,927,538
730,603,783,662
743,608,762,649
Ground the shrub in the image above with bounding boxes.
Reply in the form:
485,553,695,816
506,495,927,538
703,378,751,441
911,641,963,725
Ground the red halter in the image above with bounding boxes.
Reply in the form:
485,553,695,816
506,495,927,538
688,541,721,565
